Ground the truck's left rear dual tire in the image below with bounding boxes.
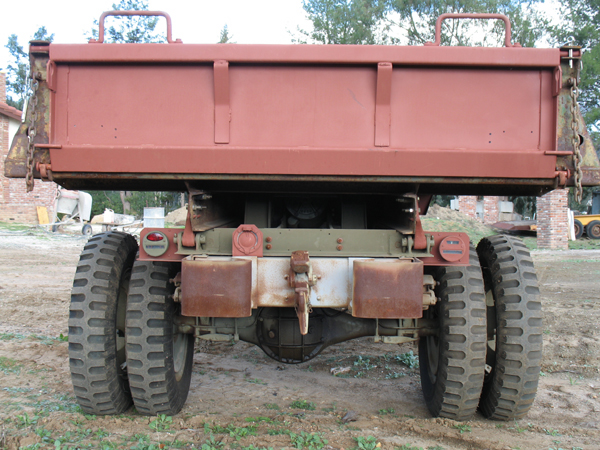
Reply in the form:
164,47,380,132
69,232,138,415
419,245,487,421
125,260,194,416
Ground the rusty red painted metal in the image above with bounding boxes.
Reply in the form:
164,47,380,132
419,232,471,266
40,54,560,184
232,225,263,257
352,259,423,319
181,258,252,317
139,228,184,261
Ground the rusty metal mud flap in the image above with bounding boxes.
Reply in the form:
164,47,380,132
352,259,423,319
179,254,434,335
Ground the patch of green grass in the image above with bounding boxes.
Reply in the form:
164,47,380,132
16,412,38,428
543,428,562,436
568,238,600,250
244,416,276,424
378,408,395,416
3,387,33,394
199,434,225,449
354,436,378,450
210,423,258,441
149,414,172,432
290,399,316,411
267,428,290,436
385,371,406,379
0,356,22,375
453,423,471,434
353,355,377,370
263,403,279,410
0,221,33,231
396,445,425,450
395,351,419,369
289,431,327,449
245,377,267,385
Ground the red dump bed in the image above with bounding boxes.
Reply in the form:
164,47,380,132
5,13,599,195
48,44,559,179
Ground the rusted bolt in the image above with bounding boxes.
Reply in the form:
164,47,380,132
336,245,343,251
266,236,272,243
317,275,321,279
337,238,343,244
268,330,275,339
284,274,289,280
266,244,272,250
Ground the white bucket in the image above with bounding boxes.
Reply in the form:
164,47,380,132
144,207,165,228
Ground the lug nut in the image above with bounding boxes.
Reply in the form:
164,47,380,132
337,238,343,244
266,244,272,250
336,245,343,251
266,236,272,243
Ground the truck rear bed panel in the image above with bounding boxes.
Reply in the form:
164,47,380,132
48,47,557,181
5,39,599,194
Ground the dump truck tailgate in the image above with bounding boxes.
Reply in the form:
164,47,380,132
5,40,599,194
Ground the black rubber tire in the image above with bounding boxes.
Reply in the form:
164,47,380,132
574,219,584,239
69,232,138,415
126,261,194,416
82,224,93,236
586,220,600,239
476,235,542,420
419,245,487,421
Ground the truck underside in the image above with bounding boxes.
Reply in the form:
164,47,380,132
5,12,600,421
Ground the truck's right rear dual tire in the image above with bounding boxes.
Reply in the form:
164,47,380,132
126,260,194,416
476,235,542,420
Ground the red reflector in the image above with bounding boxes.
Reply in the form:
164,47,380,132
147,232,165,242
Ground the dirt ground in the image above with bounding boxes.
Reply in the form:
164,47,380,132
1,230,600,450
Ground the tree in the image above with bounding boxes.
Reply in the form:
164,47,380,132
89,0,165,43
295,0,390,44
297,0,547,47
388,0,547,47
4,27,54,110
218,25,235,43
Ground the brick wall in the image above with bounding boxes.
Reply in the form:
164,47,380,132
536,188,569,250
483,196,499,224
0,72,58,224
458,196,477,220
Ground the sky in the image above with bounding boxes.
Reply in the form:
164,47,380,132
0,0,311,72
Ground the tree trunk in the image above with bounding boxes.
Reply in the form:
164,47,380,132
120,191,132,213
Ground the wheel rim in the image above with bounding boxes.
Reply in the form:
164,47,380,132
172,325,189,382
425,306,440,384
116,268,131,378
426,334,439,384
485,289,497,379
